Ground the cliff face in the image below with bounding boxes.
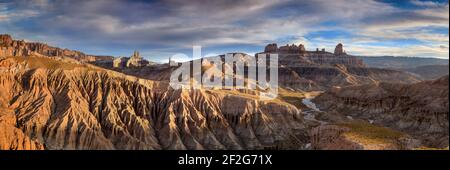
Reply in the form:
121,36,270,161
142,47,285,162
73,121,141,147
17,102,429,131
281,65,420,90
313,76,449,148
0,108,45,150
89,41,420,92
0,56,307,150
96,56,420,92
401,65,449,80
262,43,364,67
1,35,439,150
256,43,420,91
0,34,113,62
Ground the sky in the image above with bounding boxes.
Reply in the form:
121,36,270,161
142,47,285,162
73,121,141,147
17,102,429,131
0,0,448,62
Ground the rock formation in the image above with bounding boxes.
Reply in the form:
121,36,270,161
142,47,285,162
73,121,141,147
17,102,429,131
0,108,45,150
310,125,363,150
264,43,306,54
113,51,149,68
103,53,419,92
309,123,423,150
127,51,149,67
253,42,421,91
0,34,13,47
0,56,308,150
334,43,345,55
113,57,128,68
264,43,278,53
0,34,113,62
1,35,445,150
260,43,364,67
313,75,449,148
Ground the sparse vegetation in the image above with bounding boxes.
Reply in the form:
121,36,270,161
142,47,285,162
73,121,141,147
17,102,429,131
339,121,407,146
8,56,88,70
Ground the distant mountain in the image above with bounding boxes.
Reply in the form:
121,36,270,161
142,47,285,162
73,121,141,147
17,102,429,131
358,56,449,69
402,65,449,80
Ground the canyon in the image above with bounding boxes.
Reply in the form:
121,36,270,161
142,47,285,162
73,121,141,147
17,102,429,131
313,75,449,148
0,34,448,150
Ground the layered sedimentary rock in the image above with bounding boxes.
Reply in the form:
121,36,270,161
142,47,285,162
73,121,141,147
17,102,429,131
256,43,420,91
91,42,419,92
0,34,113,62
126,51,149,67
113,51,150,68
401,65,449,80
313,75,449,148
279,44,306,54
0,56,307,150
264,43,278,53
265,43,306,54
334,43,345,55
261,43,363,67
100,54,419,91
310,125,363,150
284,65,421,90
0,108,45,150
309,124,422,150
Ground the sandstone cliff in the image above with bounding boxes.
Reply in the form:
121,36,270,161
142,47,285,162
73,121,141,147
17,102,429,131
0,34,113,63
262,43,364,67
313,76,449,148
0,56,307,150
257,43,420,91
0,35,440,150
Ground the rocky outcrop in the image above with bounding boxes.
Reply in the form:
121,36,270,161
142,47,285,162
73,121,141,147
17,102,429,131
260,43,365,67
113,52,150,68
0,34,13,46
279,44,306,54
264,43,306,54
113,57,129,68
401,65,449,80
0,108,45,150
313,76,449,148
86,40,416,92
264,43,278,53
0,56,307,150
309,124,423,150
310,125,363,150
334,43,345,55
126,51,149,67
278,64,420,91
278,67,320,91
102,53,418,92
0,34,113,63
266,42,420,90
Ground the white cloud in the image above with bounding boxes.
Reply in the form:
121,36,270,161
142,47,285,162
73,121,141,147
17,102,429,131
1,0,448,59
410,0,448,7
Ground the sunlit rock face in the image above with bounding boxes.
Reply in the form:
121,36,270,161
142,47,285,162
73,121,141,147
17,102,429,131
257,43,420,91
0,35,441,150
0,34,113,62
334,43,345,55
313,75,449,148
0,57,308,150
113,51,150,68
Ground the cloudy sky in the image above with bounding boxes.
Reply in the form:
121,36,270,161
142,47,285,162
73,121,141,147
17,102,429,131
0,0,448,62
